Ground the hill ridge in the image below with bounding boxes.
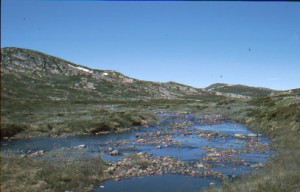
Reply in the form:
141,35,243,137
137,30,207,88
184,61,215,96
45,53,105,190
1,47,280,99
1,47,215,101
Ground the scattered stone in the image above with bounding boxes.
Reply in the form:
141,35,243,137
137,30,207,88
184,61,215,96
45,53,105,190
96,131,110,135
234,134,246,139
196,163,204,168
30,150,45,157
108,147,113,151
251,163,265,169
137,139,144,143
107,167,115,172
110,150,119,156
20,154,27,158
5,112,270,186
74,144,86,149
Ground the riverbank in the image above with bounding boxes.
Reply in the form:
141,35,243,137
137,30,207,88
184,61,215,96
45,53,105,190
1,95,299,192
1,152,108,192
1,112,273,192
1,109,157,140
204,96,300,192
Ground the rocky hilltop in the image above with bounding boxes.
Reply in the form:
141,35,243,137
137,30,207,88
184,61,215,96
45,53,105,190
1,47,215,102
2,47,281,104
205,83,275,98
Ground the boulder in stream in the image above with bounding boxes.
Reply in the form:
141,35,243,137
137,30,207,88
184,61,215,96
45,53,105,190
110,150,119,156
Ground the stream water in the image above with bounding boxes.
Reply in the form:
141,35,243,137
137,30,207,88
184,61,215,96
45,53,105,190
1,113,274,192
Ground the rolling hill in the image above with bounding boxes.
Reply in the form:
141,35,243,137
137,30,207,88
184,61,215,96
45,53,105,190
1,47,217,103
205,83,275,98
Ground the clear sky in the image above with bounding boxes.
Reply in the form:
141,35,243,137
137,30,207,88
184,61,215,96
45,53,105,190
2,0,300,90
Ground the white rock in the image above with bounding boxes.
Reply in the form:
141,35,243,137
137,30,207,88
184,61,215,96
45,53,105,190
30,150,45,157
234,134,246,139
74,144,86,149
108,147,113,151
107,167,115,172
110,150,119,156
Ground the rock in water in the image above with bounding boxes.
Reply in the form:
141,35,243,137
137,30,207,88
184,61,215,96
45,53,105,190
108,147,113,151
74,144,86,149
234,134,246,139
110,150,119,156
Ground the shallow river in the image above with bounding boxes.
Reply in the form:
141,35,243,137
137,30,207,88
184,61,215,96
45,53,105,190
1,113,274,192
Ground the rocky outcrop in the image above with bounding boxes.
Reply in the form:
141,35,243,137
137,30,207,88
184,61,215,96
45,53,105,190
1,47,94,77
1,47,217,100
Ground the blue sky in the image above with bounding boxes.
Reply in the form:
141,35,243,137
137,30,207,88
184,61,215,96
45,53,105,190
2,0,300,90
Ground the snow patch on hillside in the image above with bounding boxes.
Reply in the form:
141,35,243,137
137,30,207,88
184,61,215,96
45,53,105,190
69,64,93,74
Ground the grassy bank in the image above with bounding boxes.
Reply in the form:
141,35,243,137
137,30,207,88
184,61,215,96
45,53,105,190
1,152,108,192
1,97,219,140
1,108,157,139
205,96,300,192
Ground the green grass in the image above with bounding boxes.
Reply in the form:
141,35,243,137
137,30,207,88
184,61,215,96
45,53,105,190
1,107,157,139
1,152,107,192
204,96,300,192
209,84,273,97
1,95,299,192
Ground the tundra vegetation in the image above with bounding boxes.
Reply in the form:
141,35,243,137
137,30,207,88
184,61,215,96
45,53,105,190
1,48,299,192
204,94,300,192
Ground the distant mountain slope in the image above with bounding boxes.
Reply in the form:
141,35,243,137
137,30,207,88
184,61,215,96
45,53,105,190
1,47,218,103
205,83,228,90
205,83,274,97
2,47,283,105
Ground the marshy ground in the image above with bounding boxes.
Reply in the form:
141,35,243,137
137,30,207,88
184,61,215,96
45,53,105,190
1,94,300,192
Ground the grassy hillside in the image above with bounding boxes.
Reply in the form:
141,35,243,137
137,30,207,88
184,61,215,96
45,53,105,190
1,47,225,139
206,83,275,97
1,47,211,100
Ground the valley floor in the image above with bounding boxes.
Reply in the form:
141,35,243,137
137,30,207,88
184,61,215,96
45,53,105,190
1,95,300,192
